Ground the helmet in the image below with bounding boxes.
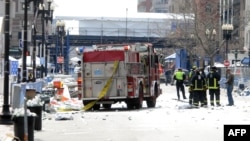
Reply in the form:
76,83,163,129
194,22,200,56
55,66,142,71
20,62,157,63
192,66,197,70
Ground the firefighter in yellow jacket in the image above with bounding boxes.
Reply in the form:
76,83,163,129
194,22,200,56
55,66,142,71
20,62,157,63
190,69,206,108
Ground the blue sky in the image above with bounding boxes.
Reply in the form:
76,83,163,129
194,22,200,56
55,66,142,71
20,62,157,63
53,0,137,18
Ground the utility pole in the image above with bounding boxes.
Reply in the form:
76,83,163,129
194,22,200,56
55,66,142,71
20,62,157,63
0,0,12,125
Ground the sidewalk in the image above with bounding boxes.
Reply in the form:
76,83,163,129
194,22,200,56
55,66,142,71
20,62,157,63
0,95,14,141
0,124,14,141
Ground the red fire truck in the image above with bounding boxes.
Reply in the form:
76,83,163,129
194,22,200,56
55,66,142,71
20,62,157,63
79,43,162,110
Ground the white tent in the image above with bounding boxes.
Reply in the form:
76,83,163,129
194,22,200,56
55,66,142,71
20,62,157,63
9,56,17,61
70,57,80,62
165,53,176,60
18,56,41,67
214,62,225,67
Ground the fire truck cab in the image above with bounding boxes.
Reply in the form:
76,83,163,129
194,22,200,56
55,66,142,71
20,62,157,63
80,43,162,110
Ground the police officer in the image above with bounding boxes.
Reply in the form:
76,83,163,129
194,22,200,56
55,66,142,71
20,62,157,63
199,67,208,107
190,69,206,107
207,66,221,106
188,66,196,105
173,68,187,100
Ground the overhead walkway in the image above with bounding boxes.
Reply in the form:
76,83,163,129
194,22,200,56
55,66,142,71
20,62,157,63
51,14,189,48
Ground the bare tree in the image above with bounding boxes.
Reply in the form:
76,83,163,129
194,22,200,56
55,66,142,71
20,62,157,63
168,0,248,67
193,0,222,66
167,0,197,67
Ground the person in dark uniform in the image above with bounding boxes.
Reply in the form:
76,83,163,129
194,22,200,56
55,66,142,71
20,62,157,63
207,66,221,106
173,68,187,100
190,69,206,107
188,66,196,105
199,67,208,107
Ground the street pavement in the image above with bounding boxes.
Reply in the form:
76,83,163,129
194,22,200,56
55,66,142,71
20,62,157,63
0,94,14,140
1,84,250,141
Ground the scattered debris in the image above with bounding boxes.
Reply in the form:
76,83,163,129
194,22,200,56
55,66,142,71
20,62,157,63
55,112,74,120
238,87,250,96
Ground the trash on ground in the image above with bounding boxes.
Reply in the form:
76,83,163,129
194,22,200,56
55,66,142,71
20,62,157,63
55,112,74,120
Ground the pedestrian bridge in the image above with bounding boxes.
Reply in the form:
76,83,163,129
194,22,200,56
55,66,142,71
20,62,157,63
52,14,189,48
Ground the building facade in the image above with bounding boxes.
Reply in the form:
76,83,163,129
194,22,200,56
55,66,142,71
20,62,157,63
138,0,171,13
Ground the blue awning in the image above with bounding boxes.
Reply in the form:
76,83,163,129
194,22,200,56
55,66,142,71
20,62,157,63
241,57,250,65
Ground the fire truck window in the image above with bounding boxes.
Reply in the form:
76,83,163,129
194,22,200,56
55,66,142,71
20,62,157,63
151,55,155,67
143,55,149,65
155,55,159,64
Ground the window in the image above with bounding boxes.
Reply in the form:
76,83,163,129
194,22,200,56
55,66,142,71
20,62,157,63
161,0,168,4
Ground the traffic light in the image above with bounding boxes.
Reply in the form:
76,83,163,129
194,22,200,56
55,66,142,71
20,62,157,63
235,49,238,59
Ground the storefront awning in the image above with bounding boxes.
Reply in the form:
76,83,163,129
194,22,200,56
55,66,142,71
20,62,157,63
241,57,249,65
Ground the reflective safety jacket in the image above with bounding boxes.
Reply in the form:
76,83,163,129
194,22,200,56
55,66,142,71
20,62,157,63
189,70,195,79
206,71,221,89
188,70,195,84
190,74,206,91
174,71,185,80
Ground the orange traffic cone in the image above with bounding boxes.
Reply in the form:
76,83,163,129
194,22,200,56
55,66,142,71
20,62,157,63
60,85,71,102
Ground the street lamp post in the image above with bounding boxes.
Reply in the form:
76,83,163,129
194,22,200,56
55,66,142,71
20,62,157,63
30,0,43,82
31,24,37,82
22,0,43,82
234,49,238,73
56,20,66,74
39,0,54,77
222,24,233,61
234,49,238,64
22,0,29,82
248,47,250,67
0,0,12,125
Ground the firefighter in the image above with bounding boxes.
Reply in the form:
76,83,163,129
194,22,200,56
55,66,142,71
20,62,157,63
188,66,196,105
190,69,206,108
199,67,208,107
173,68,187,100
206,66,221,106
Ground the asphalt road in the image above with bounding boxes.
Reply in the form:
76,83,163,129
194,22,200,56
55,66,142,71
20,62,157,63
2,84,249,141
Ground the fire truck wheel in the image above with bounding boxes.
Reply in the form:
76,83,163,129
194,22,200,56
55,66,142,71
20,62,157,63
103,104,112,109
135,85,143,109
146,84,157,108
146,96,156,108
127,103,134,110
